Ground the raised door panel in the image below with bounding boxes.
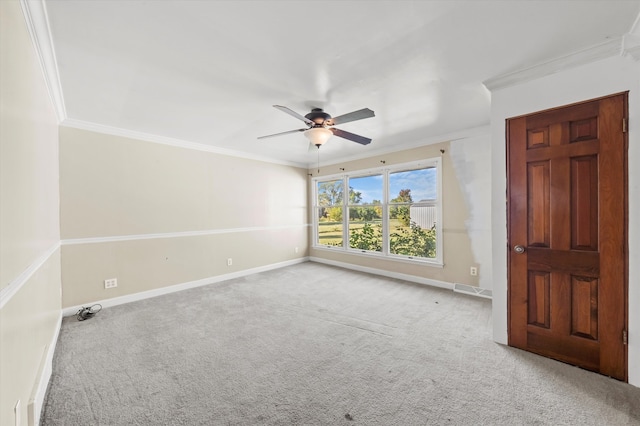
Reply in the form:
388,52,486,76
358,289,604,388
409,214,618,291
571,156,598,251
527,162,550,247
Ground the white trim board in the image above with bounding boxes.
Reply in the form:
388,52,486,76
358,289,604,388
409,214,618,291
623,34,640,61
62,257,309,317
309,256,454,291
61,119,307,169
61,224,310,245
0,242,60,309
313,125,491,170
483,38,624,91
28,311,62,426
310,258,492,300
20,0,66,122
61,256,493,318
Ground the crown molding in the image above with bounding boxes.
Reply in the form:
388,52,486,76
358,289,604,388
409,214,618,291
623,35,640,61
623,10,640,61
60,118,308,168
630,9,640,36
20,0,66,122
483,37,624,91
312,124,491,169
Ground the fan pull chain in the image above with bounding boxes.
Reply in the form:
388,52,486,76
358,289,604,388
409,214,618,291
317,147,320,174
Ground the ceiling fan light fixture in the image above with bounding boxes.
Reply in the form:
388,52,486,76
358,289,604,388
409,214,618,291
259,105,374,146
304,127,333,147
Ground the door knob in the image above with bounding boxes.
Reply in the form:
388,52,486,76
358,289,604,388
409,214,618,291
513,245,525,254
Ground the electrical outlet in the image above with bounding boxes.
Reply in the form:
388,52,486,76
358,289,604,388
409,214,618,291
470,267,478,276
104,278,117,289
227,258,232,266
295,247,299,254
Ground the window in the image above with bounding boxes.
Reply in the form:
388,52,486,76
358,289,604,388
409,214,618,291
388,168,438,259
316,179,344,247
313,159,442,265
348,175,383,252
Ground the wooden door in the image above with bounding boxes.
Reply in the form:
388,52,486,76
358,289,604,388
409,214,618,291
507,93,628,381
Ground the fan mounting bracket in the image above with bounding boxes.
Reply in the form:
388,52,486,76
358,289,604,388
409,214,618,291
305,108,332,125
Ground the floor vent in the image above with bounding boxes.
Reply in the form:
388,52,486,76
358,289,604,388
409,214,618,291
453,283,492,299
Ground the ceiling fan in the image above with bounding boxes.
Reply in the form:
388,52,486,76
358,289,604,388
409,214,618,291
257,105,375,148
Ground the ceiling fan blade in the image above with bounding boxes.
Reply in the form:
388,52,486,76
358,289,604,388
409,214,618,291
326,108,375,126
331,128,372,145
273,105,314,125
257,128,306,139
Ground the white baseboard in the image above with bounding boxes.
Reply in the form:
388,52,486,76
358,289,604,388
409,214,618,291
309,256,454,290
62,257,309,317
28,310,62,426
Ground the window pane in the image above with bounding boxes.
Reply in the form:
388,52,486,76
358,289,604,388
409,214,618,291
317,207,343,247
410,202,437,230
388,167,437,259
348,207,382,252
389,204,437,258
348,175,383,205
389,168,437,204
317,180,343,206
347,175,382,252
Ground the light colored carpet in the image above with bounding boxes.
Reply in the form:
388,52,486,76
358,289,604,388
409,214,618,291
42,262,640,425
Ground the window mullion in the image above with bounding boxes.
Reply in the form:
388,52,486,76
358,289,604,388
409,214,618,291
382,170,389,255
342,176,348,249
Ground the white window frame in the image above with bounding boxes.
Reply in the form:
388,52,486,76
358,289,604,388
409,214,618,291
312,158,443,266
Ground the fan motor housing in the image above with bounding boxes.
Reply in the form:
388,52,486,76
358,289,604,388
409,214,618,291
305,108,331,125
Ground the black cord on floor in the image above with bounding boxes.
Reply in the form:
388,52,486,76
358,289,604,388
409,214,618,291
76,304,102,321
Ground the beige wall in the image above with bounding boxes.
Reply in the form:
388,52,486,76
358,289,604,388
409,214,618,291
0,252,61,425
1,2,60,287
0,1,62,425
309,140,488,287
59,127,309,308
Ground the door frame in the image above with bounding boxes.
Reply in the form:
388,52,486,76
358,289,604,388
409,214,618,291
505,92,629,380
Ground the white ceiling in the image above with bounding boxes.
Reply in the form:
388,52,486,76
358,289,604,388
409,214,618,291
43,0,640,167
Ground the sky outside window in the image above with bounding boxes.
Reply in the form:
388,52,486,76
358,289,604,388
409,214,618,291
348,175,382,204
390,168,436,201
